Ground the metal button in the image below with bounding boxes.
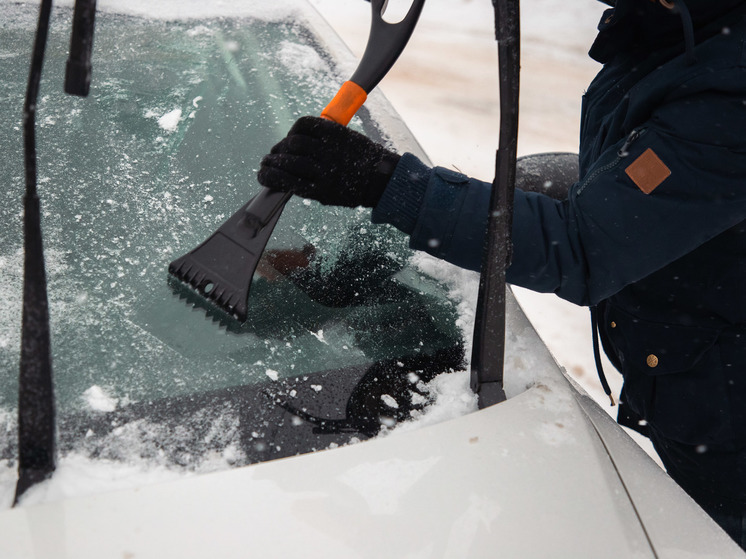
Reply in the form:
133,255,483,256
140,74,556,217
610,321,617,328
646,354,659,368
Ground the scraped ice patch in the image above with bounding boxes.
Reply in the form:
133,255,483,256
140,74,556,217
275,41,332,92
83,385,118,412
265,369,279,381
186,25,212,37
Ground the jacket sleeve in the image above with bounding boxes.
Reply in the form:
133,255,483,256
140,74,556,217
371,153,591,303
372,94,746,307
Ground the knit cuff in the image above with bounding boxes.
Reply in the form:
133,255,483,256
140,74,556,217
371,152,432,236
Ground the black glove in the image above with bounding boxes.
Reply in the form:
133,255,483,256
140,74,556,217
257,116,401,208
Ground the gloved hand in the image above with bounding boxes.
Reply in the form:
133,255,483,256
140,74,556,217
257,116,401,208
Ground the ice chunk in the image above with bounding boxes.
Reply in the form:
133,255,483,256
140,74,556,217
82,385,118,413
156,108,182,132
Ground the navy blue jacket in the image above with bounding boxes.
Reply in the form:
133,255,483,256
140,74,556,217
373,0,746,449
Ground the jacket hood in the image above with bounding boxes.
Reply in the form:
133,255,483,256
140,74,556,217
590,0,746,63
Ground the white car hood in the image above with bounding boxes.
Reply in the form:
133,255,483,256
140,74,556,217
0,295,739,559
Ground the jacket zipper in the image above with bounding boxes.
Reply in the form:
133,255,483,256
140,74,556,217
617,128,644,157
577,128,646,196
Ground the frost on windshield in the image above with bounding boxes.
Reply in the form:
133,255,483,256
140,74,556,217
0,4,464,483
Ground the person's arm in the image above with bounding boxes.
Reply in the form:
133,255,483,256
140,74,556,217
373,97,746,306
258,93,746,307
371,153,591,303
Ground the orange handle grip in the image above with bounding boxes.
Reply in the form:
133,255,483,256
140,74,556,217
320,81,367,126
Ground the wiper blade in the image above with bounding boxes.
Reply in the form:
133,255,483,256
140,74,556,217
65,0,97,97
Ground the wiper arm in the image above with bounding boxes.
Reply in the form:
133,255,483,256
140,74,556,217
470,0,520,409
15,0,56,505
15,0,98,505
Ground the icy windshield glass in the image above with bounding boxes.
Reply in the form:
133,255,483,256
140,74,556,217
0,5,463,469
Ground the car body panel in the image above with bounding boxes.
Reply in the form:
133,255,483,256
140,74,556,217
575,392,743,558
1,294,741,558
0,385,653,558
0,0,742,556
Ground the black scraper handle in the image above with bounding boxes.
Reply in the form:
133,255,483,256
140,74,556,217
244,0,425,228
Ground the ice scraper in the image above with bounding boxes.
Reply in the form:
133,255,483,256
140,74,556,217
168,0,425,322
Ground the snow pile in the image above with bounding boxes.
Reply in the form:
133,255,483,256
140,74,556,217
410,252,480,357
393,370,477,435
82,385,119,413
14,440,248,508
16,454,182,507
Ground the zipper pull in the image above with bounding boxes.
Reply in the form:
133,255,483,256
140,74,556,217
618,129,642,158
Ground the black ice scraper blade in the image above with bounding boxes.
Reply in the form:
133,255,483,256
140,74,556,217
168,189,290,322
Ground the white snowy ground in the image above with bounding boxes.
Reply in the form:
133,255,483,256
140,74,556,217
310,0,658,458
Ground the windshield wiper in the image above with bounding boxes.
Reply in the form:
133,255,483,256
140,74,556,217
470,0,520,409
15,0,97,505
15,0,56,506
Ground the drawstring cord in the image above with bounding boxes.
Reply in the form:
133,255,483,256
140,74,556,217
660,0,697,65
590,307,616,406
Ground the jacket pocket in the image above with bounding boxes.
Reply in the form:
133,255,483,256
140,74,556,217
603,305,735,447
604,305,720,376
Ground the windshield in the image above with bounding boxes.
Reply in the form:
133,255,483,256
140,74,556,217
0,4,463,473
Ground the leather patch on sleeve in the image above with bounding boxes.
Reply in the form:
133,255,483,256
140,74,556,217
625,148,671,194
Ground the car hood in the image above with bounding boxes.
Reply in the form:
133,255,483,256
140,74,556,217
0,293,739,558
